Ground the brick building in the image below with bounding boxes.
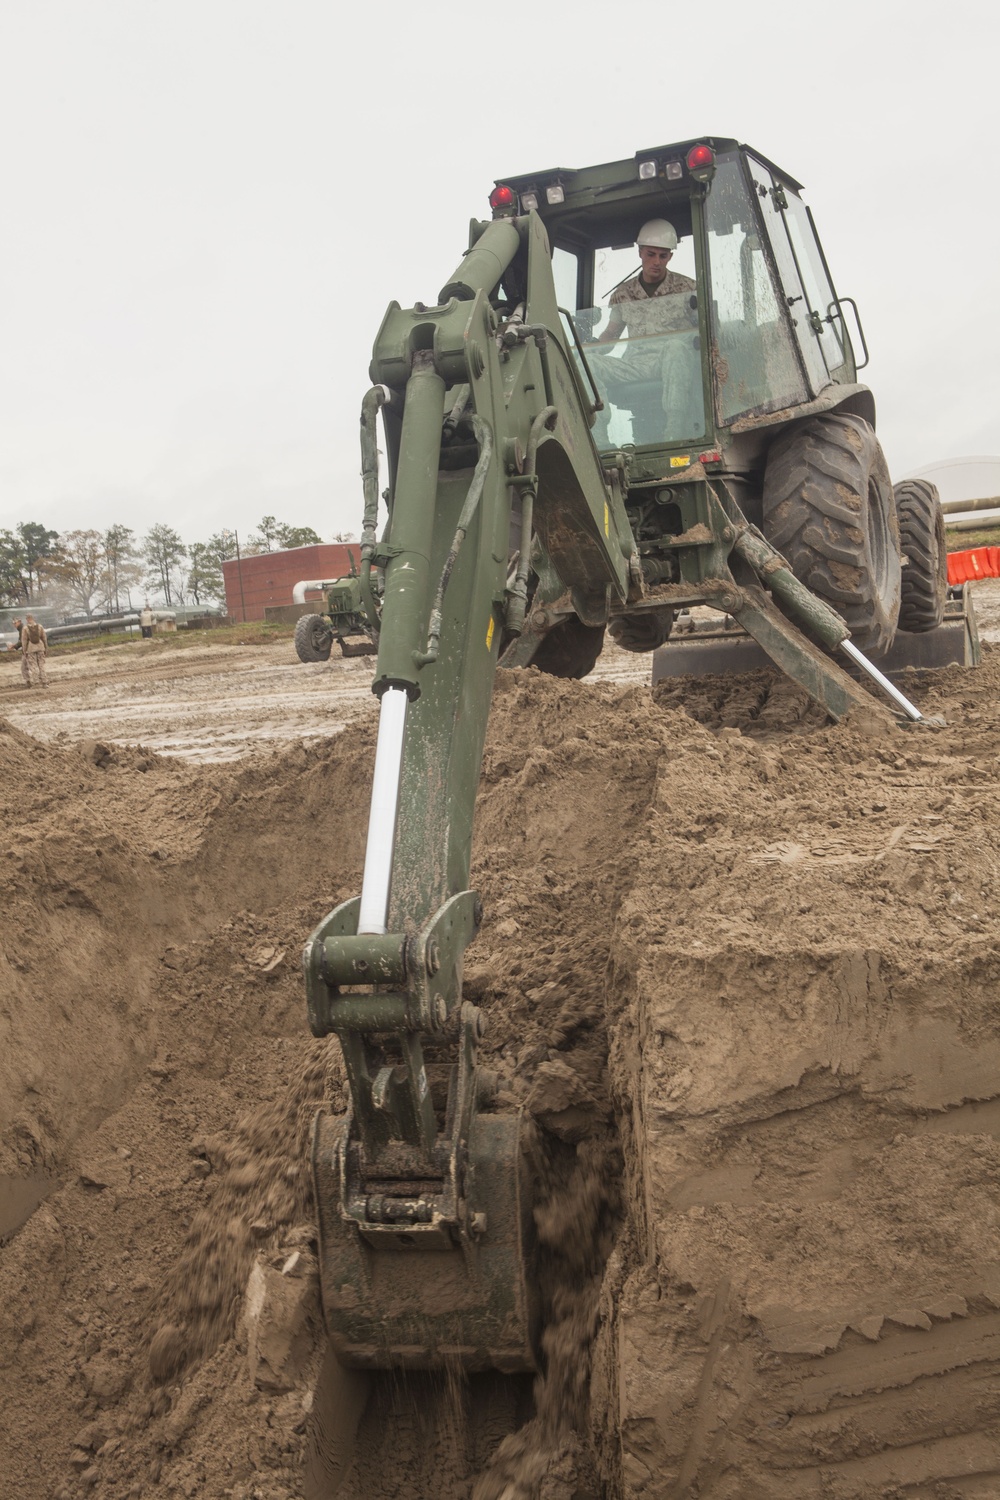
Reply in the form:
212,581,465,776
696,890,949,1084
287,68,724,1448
221,543,360,622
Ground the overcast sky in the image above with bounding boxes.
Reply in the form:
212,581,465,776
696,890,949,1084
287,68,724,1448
0,0,995,550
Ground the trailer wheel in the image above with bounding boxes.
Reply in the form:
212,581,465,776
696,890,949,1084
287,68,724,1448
894,479,948,632
532,615,604,679
763,412,901,657
294,613,334,663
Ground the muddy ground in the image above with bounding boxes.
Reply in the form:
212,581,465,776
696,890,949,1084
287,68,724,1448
2,582,1000,1500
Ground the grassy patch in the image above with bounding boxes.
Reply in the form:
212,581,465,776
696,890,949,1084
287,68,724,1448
945,524,1000,552
45,622,295,657
46,632,135,656
151,622,295,648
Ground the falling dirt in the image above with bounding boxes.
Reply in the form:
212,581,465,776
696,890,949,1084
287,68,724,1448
2,589,1000,1499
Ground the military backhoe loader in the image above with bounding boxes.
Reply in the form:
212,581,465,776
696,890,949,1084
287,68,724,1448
294,559,379,663
303,137,954,1374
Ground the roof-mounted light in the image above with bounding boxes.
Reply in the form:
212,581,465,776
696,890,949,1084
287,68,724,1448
686,143,716,183
664,159,683,181
637,159,658,180
545,183,565,205
489,184,516,212
520,190,539,211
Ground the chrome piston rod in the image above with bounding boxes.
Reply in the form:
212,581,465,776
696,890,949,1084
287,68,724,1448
357,687,408,935
840,638,923,722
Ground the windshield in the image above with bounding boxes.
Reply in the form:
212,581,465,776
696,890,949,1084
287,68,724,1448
563,234,706,447
570,301,705,447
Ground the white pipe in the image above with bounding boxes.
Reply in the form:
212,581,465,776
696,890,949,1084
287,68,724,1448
942,509,1000,531
941,494,1000,515
840,639,923,721
292,578,342,605
357,688,408,935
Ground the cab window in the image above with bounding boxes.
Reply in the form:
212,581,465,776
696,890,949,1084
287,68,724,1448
707,154,809,421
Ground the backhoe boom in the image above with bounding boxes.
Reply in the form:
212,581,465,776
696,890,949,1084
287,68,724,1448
303,211,633,1370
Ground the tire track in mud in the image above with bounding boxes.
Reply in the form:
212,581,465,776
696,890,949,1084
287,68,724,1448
3,642,376,763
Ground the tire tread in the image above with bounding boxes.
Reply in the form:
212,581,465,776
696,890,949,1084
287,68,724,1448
895,479,948,632
294,612,334,663
763,413,901,655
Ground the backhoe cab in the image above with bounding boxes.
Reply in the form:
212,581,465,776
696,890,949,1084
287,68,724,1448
492,137,945,669
497,138,867,456
304,138,952,1378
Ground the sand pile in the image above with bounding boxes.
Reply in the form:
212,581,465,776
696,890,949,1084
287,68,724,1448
2,646,1000,1499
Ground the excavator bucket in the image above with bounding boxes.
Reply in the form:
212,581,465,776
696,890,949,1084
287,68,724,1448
311,1108,539,1372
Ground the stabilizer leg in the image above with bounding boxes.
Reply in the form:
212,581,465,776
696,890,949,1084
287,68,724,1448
731,583,891,728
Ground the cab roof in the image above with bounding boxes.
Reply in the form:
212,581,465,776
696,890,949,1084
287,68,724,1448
495,137,803,199
493,137,804,249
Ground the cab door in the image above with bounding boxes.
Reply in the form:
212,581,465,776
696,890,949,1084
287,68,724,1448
746,154,853,396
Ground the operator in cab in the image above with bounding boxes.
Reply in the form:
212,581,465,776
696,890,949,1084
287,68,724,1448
597,219,695,343
590,218,703,441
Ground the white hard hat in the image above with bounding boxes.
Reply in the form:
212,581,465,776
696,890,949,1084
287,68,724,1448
637,218,678,251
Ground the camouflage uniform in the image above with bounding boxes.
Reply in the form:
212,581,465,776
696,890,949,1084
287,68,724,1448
607,269,697,337
21,621,47,687
10,619,29,685
593,270,703,439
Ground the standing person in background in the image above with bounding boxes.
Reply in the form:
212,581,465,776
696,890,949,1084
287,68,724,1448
139,602,154,640
9,617,29,687
21,615,47,687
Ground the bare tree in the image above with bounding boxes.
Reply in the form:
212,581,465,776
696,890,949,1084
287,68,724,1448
143,524,187,606
103,525,142,612
48,530,106,616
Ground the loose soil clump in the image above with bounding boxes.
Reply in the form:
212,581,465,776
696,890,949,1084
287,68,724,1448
3,634,1000,1499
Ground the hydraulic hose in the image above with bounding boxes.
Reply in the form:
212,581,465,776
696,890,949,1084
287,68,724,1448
359,385,391,629
506,406,557,637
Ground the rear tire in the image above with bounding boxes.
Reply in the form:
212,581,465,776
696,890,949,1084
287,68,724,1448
762,412,901,657
532,616,604,679
295,613,334,663
894,478,948,632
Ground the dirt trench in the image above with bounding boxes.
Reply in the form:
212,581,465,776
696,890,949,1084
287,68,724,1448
2,630,1000,1499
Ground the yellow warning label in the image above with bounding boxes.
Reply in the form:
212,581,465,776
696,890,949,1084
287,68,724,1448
604,501,609,537
486,616,495,650
670,454,691,468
